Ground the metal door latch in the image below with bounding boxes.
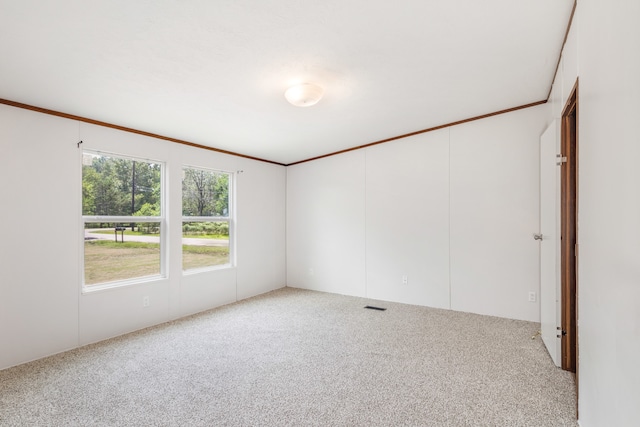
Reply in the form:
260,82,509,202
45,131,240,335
556,326,567,338
556,154,567,165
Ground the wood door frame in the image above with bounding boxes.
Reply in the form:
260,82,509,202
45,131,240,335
561,80,579,381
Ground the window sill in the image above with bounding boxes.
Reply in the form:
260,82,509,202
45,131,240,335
182,264,235,276
82,274,166,294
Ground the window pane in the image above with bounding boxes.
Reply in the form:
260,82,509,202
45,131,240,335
83,153,161,216
182,168,229,217
84,222,161,285
182,221,230,270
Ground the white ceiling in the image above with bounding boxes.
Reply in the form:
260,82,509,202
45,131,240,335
0,1,574,165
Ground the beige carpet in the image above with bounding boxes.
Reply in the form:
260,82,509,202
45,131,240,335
0,287,577,426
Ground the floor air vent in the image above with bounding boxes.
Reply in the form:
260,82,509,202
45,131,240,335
364,305,387,311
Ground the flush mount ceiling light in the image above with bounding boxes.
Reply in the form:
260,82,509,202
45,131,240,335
284,83,324,107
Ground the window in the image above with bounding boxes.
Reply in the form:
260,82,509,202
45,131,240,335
182,166,231,271
82,151,164,288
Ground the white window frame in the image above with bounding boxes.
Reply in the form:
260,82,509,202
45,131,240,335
181,165,233,273
81,150,166,292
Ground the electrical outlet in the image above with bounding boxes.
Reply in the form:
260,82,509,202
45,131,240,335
308,268,314,276
143,296,150,307
528,292,537,303
402,275,408,285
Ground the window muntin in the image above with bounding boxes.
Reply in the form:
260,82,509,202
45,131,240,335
82,152,164,288
182,167,231,271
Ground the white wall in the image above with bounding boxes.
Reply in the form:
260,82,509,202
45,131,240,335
235,156,287,301
0,104,286,370
450,108,546,321
286,151,367,297
287,105,547,322
549,1,640,426
365,130,450,309
0,107,80,370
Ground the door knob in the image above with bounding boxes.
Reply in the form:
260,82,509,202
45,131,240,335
533,233,543,241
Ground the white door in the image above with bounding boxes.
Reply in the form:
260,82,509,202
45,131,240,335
540,119,561,367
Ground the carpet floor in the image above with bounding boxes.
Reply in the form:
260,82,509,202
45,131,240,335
0,287,577,426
